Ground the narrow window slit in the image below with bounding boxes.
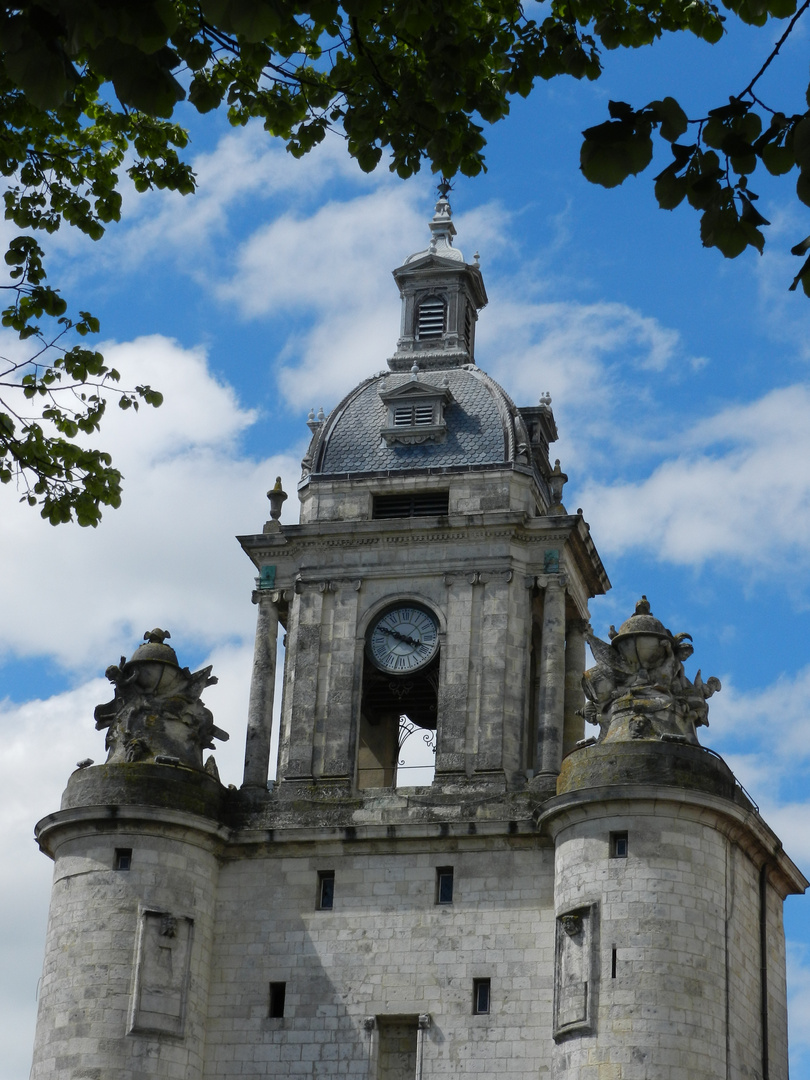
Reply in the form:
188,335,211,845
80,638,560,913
473,978,490,1014
610,831,628,859
317,870,335,910
114,848,132,871
269,981,286,1018
436,866,454,904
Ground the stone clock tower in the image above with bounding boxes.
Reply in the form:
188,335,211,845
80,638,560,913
31,191,807,1080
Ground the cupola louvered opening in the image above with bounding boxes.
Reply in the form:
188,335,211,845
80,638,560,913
393,403,435,427
417,297,445,339
373,491,450,519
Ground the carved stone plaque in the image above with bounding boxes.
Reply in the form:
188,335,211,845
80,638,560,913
553,904,596,1038
129,910,193,1037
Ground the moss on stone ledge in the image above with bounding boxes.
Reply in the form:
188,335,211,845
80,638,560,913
557,740,753,809
61,762,225,820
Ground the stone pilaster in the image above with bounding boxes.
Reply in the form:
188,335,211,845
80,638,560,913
434,573,475,777
313,581,362,783
278,583,324,782
474,571,512,781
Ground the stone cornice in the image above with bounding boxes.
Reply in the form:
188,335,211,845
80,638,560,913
537,785,809,900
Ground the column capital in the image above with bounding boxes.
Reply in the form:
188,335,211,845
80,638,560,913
251,587,291,606
535,572,568,590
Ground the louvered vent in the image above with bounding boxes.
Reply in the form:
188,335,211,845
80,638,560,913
464,306,472,347
417,298,445,339
393,403,435,427
373,491,450,519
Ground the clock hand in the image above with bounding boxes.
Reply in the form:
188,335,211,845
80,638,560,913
381,627,421,648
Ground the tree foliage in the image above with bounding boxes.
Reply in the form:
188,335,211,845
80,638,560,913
2,0,809,523
579,0,810,292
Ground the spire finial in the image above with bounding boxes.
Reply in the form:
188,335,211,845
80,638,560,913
437,177,453,199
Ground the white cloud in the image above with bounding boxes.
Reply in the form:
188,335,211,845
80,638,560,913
0,333,301,672
579,383,810,572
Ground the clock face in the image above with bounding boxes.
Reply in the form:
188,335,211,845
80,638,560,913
367,604,439,674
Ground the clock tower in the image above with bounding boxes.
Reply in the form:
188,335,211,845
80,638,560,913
239,185,609,800
30,189,806,1080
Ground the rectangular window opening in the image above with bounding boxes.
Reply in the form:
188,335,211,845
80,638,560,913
317,870,335,910
610,831,628,859
473,978,491,1014
436,866,454,904
373,492,449,520
114,847,132,871
269,981,286,1018
611,947,617,979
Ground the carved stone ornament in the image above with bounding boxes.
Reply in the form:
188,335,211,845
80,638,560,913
94,629,229,771
560,913,582,937
581,597,721,746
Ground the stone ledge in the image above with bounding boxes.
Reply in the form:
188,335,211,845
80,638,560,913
556,739,747,805
59,762,226,819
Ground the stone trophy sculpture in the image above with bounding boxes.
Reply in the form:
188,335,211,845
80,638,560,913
581,596,721,745
93,628,229,770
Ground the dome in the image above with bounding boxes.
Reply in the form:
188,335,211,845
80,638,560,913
308,365,531,477
129,628,179,667
611,597,669,644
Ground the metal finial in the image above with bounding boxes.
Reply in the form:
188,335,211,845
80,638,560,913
437,177,453,199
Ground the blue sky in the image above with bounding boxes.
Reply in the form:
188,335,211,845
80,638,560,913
2,12,810,1078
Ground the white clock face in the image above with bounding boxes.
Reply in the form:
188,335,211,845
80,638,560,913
368,605,439,673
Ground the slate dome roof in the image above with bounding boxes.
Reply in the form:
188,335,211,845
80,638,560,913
308,365,531,477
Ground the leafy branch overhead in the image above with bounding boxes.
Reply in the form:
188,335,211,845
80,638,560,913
580,0,810,293
2,0,810,524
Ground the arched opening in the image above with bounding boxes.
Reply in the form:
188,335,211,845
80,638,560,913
356,602,440,790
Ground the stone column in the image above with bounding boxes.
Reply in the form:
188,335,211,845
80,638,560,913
242,590,280,788
535,578,566,777
562,619,587,758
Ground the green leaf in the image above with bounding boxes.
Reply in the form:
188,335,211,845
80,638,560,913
650,97,688,143
797,170,810,208
791,116,810,170
760,143,795,176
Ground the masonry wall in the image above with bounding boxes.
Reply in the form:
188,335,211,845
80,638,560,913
203,838,556,1079
550,805,776,1080
31,821,220,1080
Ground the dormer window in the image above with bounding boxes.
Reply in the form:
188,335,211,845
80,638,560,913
379,379,453,446
417,297,445,340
